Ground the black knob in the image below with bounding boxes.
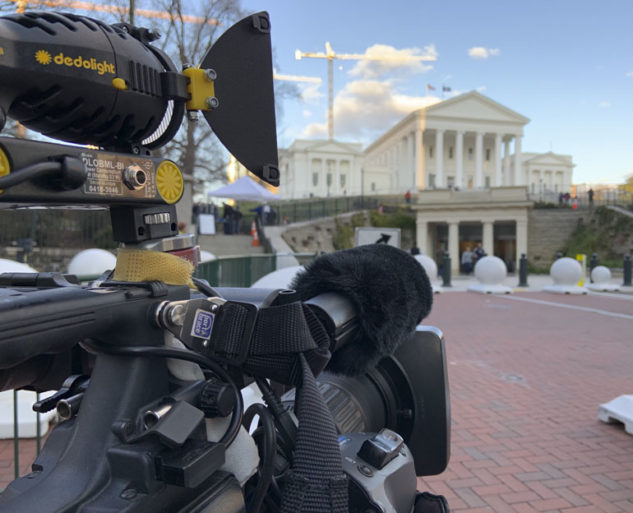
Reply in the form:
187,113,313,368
200,378,236,418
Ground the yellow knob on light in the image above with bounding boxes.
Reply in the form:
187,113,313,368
0,147,10,194
156,161,183,204
112,77,128,90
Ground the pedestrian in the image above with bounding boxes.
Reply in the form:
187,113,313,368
378,203,384,215
249,204,264,220
461,245,473,274
436,245,445,277
234,206,243,234
572,196,578,210
263,203,271,225
404,190,411,204
222,203,234,234
472,242,485,265
588,188,594,206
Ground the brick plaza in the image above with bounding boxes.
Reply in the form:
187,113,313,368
418,290,633,513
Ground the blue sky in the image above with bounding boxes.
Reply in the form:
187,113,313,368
242,0,633,184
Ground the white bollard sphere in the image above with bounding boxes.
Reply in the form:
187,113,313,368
474,256,507,285
0,259,37,273
68,249,116,277
550,257,582,286
591,265,611,284
414,254,438,280
199,250,217,263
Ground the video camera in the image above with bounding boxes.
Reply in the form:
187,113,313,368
0,10,451,513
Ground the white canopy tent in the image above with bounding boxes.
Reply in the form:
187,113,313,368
206,176,279,202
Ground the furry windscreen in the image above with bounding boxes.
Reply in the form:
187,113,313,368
291,244,433,376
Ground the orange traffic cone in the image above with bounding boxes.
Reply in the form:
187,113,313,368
251,220,259,247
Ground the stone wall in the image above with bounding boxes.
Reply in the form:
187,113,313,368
527,209,585,267
281,212,370,253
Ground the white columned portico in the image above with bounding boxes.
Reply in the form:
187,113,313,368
415,128,423,189
475,132,484,188
435,129,444,187
494,134,502,186
482,221,494,255
448,222,459,274
503,139,511,185
455,130,464,188
514,135,522,186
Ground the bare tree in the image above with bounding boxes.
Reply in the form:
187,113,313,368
115,0,243,199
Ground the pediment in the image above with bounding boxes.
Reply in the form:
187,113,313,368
301,140,363,155
524,152,572,166
426,91,530,125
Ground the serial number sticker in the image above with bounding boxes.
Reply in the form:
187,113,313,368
81,151,157,198
191,309,215,340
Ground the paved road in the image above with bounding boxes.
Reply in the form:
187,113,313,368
418,291,633,513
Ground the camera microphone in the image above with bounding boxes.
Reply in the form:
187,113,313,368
291,244,433,376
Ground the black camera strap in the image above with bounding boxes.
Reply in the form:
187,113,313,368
214,302,349,513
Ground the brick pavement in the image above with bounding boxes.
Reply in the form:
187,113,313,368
2,290,633,512
418,291,633,513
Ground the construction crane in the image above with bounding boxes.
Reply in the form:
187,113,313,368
273,72,321,85
295,42,436,139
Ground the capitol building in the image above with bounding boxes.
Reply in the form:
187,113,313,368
278,91,574,273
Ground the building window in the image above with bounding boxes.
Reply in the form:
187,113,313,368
340,174,346,187
429,146,434,159
448,146,453,159
485,176,491,188
486,149,491,161
312,172,318,186
447,176,455,188
371,182,376,192
468,148,473,160
429,174,436,188
531,183,535,193
326,173,332,187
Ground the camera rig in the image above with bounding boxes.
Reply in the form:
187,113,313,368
0,9,451,513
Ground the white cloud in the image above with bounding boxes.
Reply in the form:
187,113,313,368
300,82,324,103
468,47,501,59
626,71,633,77
301,79,441,141
476,85,487,93
348,44,437,79
598,101,611,108
302,109,312,118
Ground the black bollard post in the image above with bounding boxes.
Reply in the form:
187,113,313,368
518,253,529,287
555,251,563,259
589,253,599,282
623,254,632,287
442,251,452,287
